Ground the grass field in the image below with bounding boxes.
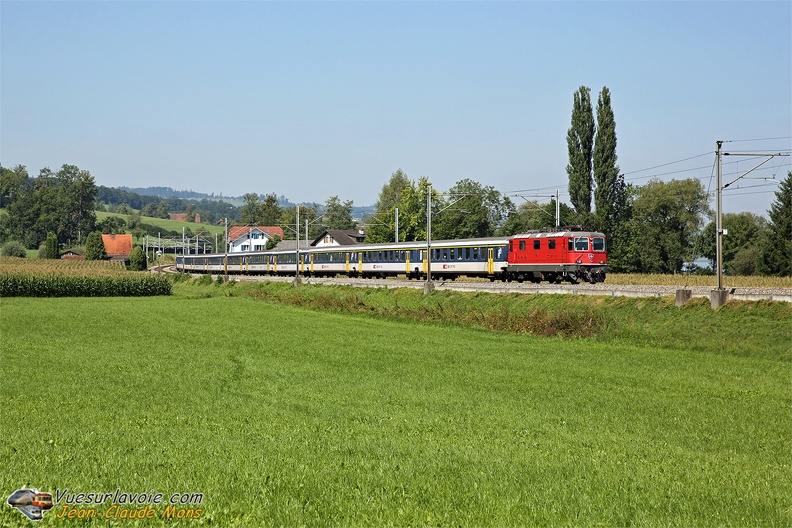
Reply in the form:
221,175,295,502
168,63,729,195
1,285,790,526
95,211,226,237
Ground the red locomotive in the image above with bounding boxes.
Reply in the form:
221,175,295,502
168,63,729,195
506,230,607,284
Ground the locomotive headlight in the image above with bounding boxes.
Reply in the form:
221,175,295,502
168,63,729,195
600,260,605,264
576,259,582,264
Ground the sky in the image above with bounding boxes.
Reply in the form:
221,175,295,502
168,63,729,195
2,1,790,217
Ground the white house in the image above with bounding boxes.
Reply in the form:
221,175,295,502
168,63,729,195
228,226,284,252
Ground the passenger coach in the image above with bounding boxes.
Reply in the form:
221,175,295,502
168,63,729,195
176,230,607,284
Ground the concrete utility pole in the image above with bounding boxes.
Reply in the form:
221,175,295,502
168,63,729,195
555,189,560,228
294,206,301,284
424,185,433,293
395,208,399,243
715,140,724,293
224,218,228,282
711,141,788,309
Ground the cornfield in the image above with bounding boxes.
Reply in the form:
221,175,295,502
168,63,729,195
606,273,792,289
0,257,171,297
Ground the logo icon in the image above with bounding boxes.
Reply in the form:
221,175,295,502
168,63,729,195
7,489,54,521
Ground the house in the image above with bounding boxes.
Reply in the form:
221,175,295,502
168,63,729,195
311,230,366,247
101,234,133,263
60,250,85,260
169,213,201,223
228,226,285,252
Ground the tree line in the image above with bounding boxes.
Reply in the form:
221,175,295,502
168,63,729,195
2,84,789,275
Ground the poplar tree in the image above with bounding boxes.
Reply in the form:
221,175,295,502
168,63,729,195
593,87,621,227
566,86,595,215
45,231,59,259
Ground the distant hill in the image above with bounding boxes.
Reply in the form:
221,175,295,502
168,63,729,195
118,186,240,202
117,186,375,216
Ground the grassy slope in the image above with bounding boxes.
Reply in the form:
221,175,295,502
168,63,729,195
238,281,792,359
95,210,226,237
1,287,789,526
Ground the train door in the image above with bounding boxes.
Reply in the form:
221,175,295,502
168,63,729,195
487,247,494,275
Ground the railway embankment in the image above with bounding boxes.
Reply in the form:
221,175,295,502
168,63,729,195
210,273,792,303
184,279,791,359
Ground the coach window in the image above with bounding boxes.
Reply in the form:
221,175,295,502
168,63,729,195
593,237,605,251
519,240,526,251
533,240,541,250
548,239,556,250
450,248,455,260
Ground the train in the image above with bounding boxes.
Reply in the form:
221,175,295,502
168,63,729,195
176,229,608,284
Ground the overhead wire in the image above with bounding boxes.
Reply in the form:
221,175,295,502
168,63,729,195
505,145,789,203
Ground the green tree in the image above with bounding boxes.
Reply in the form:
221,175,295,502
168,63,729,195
592,86,630,272
8,169,60,249
758,171,792,276
240,193,262,225
731,246,761,276
432,179,509,240
114,203,134,215
155,201,170,219
365,169,413,243
402,177,433,242
280,204,323,241
324,196,355,230
56,164,97,245
260,193,282,226
0,240,27,257
265,234,281,250
628,179,711,273
45,231,59,259
499,199,576,235
85,231,107,260
566,86,595,216
139,202,159,217
0,165,30,208
699,212,767,274
128,246,147,271
98,216,127,234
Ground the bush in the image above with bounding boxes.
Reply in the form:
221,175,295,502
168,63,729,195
85,231,107,260
1,240,27,258
45,232,59,259
128,246,147,271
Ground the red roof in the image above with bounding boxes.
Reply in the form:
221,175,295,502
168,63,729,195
101,234,133,257
228,226,284,242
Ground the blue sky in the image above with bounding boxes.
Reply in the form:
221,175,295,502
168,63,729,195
2,1,790,216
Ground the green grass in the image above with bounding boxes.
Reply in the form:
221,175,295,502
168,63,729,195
237,281,791,359
1,287,790,526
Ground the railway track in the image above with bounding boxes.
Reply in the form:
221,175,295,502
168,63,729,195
173,271,792,303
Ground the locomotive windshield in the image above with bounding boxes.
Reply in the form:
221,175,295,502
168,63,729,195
593,237,605,251
570,237,589,251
